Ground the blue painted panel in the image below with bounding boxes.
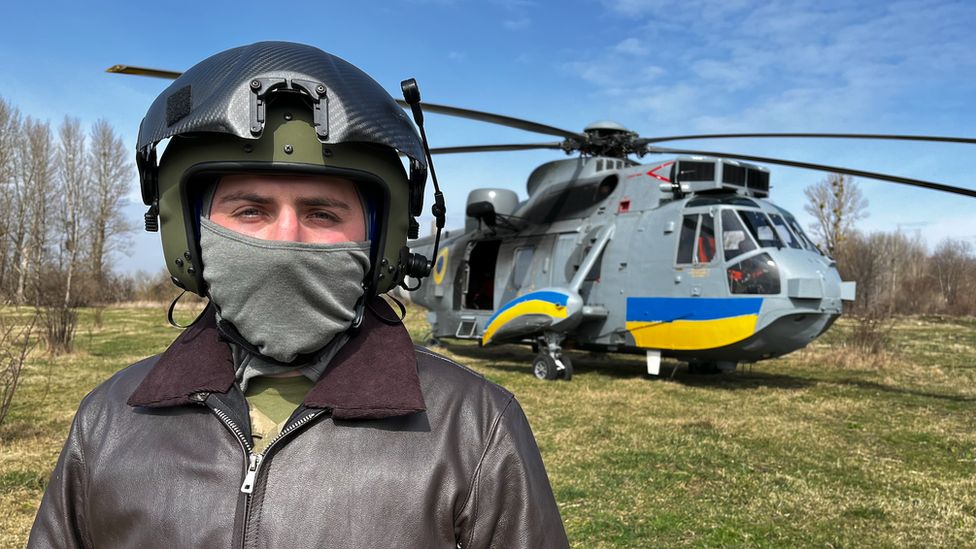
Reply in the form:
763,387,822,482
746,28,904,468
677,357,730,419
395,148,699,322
627,297,763,322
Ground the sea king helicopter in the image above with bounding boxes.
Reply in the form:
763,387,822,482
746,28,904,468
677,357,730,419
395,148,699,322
108,63,976,381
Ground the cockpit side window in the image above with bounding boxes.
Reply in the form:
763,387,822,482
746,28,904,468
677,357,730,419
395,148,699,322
768,213,802,249
698,213,716,263
738,210,782,248
677,214,697,264
721,210,757,261
677,213,718,265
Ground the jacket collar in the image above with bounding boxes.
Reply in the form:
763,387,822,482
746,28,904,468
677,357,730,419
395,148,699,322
127,298,426,420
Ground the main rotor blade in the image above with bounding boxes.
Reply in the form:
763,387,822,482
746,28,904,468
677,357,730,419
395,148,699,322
104,66,583,141
396,100,582,140
429,142,565,155
105,65,182,79
642,132,976,145
646,145,976,198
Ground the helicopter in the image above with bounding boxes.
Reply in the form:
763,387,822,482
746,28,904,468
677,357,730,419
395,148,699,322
107,64,976,381
399,105,976,381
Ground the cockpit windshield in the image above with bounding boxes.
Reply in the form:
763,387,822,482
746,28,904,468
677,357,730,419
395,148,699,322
721,210,757,261
767,213,802,249
737,210,782,248
780,210,822,254
719,206,823,257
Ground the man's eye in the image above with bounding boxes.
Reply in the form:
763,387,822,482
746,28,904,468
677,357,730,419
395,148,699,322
235,207,264,218
310,211,340,222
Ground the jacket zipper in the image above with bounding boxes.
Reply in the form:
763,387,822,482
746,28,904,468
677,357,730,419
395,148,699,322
239,410,323,494
206,399,326,548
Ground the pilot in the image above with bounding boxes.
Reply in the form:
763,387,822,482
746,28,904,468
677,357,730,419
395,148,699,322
29,41,568,548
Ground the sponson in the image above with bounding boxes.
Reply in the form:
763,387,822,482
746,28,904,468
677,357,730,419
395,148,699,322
28,298,569,548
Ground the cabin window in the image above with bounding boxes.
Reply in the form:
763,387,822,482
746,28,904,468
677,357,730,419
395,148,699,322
676,213,717,265
721,210,757,261
768,213,802,249
512,246,534,290
727,253,781,295
738,210,782,248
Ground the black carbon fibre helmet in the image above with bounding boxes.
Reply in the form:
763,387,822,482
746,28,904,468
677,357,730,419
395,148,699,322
136,41,428,296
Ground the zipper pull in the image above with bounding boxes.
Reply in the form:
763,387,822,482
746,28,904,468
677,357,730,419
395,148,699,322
240,453,263,494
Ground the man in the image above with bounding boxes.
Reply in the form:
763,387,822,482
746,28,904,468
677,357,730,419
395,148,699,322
29,41,568,548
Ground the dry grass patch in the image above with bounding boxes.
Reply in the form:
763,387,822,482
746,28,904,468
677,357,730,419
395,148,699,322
1,308,974,547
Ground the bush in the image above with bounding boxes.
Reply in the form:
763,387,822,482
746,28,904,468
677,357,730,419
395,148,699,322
41,306,77,356
0,313,37,426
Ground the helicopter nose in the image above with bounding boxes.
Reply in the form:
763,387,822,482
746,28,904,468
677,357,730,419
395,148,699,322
769,249,847,313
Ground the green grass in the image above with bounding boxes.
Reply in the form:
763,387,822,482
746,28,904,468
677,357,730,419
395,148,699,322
2,304,975,547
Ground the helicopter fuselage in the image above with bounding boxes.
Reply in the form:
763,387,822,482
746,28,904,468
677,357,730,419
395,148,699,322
410,155,855,370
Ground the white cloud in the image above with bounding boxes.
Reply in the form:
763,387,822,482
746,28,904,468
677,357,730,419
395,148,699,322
448,51,466,62
566,0,976,136
614,38,648,56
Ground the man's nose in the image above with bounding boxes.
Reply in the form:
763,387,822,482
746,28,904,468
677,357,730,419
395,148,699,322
270,208,302,242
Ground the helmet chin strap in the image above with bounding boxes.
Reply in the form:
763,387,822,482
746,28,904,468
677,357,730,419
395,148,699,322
166,290,207,329
400,78,446,283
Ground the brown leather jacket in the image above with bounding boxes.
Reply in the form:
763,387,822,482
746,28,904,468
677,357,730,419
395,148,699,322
28,301,569,548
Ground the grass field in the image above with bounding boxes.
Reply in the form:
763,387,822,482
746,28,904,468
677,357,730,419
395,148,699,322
1,304,975,547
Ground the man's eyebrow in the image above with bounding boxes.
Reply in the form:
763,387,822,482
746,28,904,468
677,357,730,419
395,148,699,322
216,191,272,205
297,197,352,210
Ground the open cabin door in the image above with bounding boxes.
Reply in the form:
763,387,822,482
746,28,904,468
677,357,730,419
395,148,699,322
461,240,501,310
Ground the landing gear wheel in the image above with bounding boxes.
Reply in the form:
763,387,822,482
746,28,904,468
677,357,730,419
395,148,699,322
557,354,573,380
533,354,559,381
425,337,442,348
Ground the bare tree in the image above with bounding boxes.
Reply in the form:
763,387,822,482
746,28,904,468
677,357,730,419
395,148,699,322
55,117,89,308
87,119,133,296
0,98,21,296
931,238,974,314
11,118,53,304
804,173,868,256
0,312,37,426
892,231,936,314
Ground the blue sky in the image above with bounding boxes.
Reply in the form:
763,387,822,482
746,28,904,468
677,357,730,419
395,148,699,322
2,0,975,274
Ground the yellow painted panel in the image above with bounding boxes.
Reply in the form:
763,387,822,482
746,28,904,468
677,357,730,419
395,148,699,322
432,247,449,285
482,300,567,344
626,315,758,350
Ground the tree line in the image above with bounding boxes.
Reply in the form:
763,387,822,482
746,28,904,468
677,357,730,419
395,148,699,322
0,96,134,353
0,97,132,309
805,174,976,317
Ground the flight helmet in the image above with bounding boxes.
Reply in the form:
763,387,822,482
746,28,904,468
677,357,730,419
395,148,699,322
136,41,429,296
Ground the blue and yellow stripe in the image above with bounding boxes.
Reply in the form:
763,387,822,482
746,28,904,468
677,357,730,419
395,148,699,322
432,247,449,285
482,290,569,344
625,297,763,350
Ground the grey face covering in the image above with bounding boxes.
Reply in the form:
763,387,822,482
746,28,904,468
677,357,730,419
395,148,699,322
199,217,370,364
